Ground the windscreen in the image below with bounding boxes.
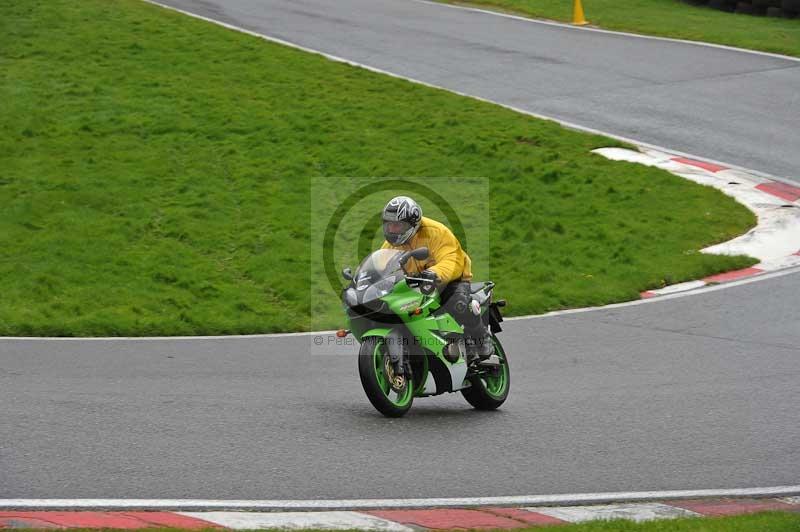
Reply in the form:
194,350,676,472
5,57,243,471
354,249,404,289
342,249,407,307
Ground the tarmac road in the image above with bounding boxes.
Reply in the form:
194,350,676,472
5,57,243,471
151,0,800,182
2,270,799,498
2,0,799,501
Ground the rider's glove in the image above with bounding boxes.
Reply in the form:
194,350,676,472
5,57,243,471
419,269,438,295
420,269,438,283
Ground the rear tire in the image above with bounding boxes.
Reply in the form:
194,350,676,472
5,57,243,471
358,337,414,417
461,336,510,410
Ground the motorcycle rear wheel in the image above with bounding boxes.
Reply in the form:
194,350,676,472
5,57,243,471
358,337,414,417
461,336,510,410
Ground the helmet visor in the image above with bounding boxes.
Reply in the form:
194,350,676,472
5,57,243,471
383,220,413,244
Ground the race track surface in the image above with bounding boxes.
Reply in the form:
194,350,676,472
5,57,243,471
153,0,800,182
2,271,798,498
2,0,799,500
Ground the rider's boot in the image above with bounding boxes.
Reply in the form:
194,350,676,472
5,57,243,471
466,326,495,364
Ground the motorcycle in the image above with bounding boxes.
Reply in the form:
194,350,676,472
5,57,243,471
340,247,510,417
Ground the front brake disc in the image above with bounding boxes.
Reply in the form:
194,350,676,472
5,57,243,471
384,356,407,393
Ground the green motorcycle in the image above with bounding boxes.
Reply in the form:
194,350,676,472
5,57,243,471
340,247,510,417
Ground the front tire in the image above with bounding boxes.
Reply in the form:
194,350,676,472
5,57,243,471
461,336,510,410
358,337,414,417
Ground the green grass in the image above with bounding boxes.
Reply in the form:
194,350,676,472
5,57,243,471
526,511,800,531
439,0,800,58
15,510,800,531
0,0,756,336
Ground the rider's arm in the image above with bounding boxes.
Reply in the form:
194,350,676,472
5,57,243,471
428,231,463,284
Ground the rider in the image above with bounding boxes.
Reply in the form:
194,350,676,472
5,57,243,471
380,196,493,359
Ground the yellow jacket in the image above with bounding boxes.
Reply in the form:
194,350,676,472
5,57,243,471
381,217,472,283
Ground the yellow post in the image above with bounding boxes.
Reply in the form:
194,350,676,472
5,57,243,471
572,0,588,25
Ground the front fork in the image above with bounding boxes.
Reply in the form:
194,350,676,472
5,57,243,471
384,328,410,376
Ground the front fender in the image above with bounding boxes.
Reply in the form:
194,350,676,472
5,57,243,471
359,327,392,340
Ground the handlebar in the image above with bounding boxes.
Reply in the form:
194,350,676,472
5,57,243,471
406,275,437,296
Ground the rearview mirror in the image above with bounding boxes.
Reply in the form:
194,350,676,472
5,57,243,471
399,247,429,267
410,247,429,260
342,267,353,281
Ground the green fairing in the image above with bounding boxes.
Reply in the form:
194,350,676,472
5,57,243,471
404,311,461,357
348,280,463,355
391,281,462,357
383,280,425,315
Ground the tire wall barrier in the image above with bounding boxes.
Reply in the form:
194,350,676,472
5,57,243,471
682,0,799,16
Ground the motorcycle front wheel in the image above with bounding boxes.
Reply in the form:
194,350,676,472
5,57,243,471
461,335,510,410
358,337,414,417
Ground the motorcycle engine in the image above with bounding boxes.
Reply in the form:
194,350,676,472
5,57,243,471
444,337,465,363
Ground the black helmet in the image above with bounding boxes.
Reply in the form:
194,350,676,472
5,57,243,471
382,196,422,245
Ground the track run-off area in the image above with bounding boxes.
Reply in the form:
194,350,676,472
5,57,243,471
2,0,799,501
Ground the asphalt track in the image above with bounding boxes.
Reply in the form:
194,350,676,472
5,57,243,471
2,0,799,500
2,271,799,498
151,0,800,183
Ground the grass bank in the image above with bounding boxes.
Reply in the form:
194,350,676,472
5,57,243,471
438,0,800,58
0,0,755,336
527,511,800,531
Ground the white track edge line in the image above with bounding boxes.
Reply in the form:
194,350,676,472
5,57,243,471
6,265,798,340
412,0,800,63
504,265,800,320
2,486,800,510
10,0,790,342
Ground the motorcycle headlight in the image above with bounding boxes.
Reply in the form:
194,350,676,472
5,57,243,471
344,287,358,307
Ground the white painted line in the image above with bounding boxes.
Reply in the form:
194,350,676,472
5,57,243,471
5,265,800,341
2,486,799,510
644,280,707,296
178,511,413,531
526,503,700,523
0,330,336,341
503,264,800,319
757,254,800,272
706,209,800,264
593,148,800,265
411,0,800,63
